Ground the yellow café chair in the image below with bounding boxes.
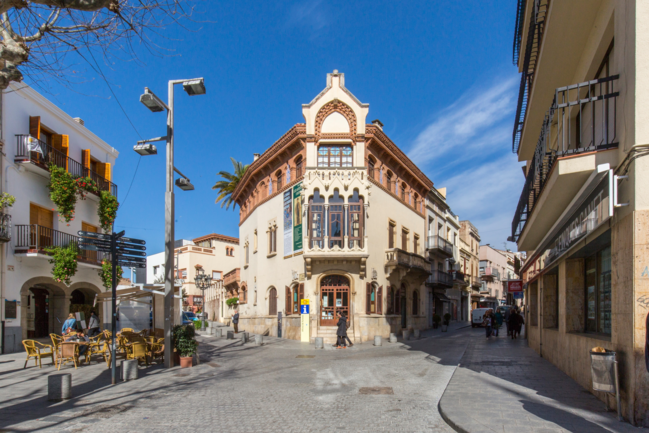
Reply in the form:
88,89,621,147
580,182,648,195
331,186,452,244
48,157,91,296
22,340,54,369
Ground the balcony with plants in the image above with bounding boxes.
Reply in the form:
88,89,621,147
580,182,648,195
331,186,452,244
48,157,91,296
510,75,619,250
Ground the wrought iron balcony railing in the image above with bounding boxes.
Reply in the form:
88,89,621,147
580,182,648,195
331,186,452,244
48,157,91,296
426,235,453,256
15,135,118,197
510,75,619,242
0,212,11,242
426,270,453,287
15,224,107,265
385,248,430,273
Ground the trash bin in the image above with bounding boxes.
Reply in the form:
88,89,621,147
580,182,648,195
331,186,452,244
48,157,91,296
590,349,622,421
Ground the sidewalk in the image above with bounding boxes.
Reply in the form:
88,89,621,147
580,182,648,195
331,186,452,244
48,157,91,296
439,328,641,433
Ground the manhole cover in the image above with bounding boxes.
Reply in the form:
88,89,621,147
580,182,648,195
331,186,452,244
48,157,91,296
296,355,315,359
208,362,220,368
359,387,393,395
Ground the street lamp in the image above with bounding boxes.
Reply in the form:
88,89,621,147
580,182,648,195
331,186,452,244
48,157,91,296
194,268,213,331
137,77,206,368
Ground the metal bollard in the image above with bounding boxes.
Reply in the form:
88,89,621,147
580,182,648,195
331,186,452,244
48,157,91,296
315,337,324,349
374,336,382,346
389,333,397,343
48,374,72,401
121,359,138,381
402,330,410,341
254,334,263,346
413,330,420,339
227,331,234,339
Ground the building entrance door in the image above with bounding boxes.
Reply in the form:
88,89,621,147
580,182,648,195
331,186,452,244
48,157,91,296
30,288,49,338
320,275,349,326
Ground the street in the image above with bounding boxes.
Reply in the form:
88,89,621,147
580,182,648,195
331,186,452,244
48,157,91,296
0,325,636,433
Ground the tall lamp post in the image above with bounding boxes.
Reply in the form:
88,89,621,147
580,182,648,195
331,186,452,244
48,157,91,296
194,268,213,331
135,78,206,368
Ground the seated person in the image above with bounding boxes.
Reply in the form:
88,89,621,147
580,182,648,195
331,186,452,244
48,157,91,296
61,313,77,335
65,331,90,357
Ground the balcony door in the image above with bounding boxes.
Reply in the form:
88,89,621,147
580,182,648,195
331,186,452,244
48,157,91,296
29,203,53,249
320,275,350,327
82,222,99,263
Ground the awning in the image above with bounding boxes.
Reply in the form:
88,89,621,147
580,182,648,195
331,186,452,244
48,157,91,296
94,284,181,306
434,292,451,302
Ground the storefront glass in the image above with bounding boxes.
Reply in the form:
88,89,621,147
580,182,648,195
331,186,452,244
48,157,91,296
585,246,611,334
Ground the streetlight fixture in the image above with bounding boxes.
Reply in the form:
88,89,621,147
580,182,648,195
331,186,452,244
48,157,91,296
133,143,158,156
194,267,213,331
137,77,206,368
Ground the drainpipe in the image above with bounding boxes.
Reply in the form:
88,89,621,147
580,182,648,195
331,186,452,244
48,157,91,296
539,284,543,358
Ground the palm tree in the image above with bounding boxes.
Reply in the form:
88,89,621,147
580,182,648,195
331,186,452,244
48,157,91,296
212,157,249,210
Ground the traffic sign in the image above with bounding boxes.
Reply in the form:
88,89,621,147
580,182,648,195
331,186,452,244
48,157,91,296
300,299,309,305
300,304,309,314
120,237,145,245
115,230,126,238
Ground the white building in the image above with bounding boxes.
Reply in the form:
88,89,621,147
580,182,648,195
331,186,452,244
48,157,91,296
0,84,118,353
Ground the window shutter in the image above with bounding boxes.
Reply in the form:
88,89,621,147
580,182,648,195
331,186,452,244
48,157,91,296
52,135,63,152
29,116,41,139
82,150,91,174
377,286,383,314
366,282,371,315
299,283,304,306
61,135,69,171
104,162,112,181
285,286,291,315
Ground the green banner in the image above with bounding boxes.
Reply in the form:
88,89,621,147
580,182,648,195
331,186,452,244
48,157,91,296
293,182,303,252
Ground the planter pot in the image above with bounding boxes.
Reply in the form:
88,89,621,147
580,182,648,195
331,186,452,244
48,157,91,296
433,323,439,329
441,324,448,332
180,356,193,368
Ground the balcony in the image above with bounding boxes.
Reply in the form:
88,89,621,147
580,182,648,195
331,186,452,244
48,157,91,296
481,267,500,280
0,212,11,242
15,135,118,197
15,224,107,267
426,270,453,288
223,268,240,289
452,271,469,286
511,75,619,250
385,248,431,283
425,235,453,257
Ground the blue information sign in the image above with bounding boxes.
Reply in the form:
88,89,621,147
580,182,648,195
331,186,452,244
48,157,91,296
300,305,310,315
513,292,524,299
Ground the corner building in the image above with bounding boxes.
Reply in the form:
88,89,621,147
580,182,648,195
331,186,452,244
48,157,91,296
230,71,433,343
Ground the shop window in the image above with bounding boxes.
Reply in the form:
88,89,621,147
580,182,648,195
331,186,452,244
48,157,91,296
318,145,352,168
585,246,612,334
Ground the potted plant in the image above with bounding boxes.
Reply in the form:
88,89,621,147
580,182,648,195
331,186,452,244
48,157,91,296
173,324,197,368
432,314,441,329
442,313,451,332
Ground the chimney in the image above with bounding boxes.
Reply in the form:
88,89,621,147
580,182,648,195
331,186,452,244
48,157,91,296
437,187,446,198
371,119,383,130
253,153,260,161
73,117,85,126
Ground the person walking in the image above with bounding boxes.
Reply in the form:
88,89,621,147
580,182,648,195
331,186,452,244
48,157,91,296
504,306,512,337
510,308,524,340
494,308,504,337
483,310,493,339
232,310,239,333
62,313,77,335
336,311,347,349
87,311,100,338
341,312,354,347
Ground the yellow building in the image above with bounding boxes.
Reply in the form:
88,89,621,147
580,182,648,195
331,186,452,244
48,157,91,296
510,0,649,424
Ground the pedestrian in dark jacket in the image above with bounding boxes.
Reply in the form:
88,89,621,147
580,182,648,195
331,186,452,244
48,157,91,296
504,307,512,337
483,310,493,339
494,308,504,337
87,311,100,338
510,309,524,339
232,310,239,333
336,312,347,349
341,313,353,347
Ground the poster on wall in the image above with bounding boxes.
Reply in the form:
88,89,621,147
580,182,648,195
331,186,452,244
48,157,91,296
293,182,303,253
283,189,292,256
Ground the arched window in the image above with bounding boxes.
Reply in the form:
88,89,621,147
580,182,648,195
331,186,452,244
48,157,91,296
286,163,291,184
309,190,325,248
328,190,344,248
413,193,419,210
275,169,283,191
366,283,383,314
367,155,376,179
401,183,406,201
295,155,304,178
348,189,364,249
260,182,266,200
386,170,393,192
412,290,419,316
268,287,277,315
240,285,247,304
285,283,303,315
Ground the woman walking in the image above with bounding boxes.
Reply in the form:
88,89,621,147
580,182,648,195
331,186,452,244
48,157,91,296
483,310,493,339
336,311,347,349
510,308,524,339
494,308,504,337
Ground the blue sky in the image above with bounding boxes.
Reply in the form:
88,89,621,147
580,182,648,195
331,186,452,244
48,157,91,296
26,0,523,259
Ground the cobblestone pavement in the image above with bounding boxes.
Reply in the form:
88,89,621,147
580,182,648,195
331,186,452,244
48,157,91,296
0,324,473,433
439,328,642,433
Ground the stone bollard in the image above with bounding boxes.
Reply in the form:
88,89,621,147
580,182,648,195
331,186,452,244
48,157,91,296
402,330,410,341
389,333,397,343
48,374,72,401
254,334,263,346
239,332,248,343
121,359,139,381
374,336,382,346
227,331,234,339
413,329,420,339
315,337,324,349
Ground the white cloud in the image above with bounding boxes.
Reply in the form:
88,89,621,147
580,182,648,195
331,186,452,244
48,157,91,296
286,0,329,33
408,75,524,249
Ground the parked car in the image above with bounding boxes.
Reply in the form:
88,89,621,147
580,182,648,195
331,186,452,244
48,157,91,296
471,308,493,328
182,311,197,325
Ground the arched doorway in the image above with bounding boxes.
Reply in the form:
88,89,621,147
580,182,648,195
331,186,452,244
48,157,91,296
320,275,349,326
27,288,49,338
268,287,277,315
71,289,85,305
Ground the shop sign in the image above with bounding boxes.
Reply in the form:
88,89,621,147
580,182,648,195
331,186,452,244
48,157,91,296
507,280,523,293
